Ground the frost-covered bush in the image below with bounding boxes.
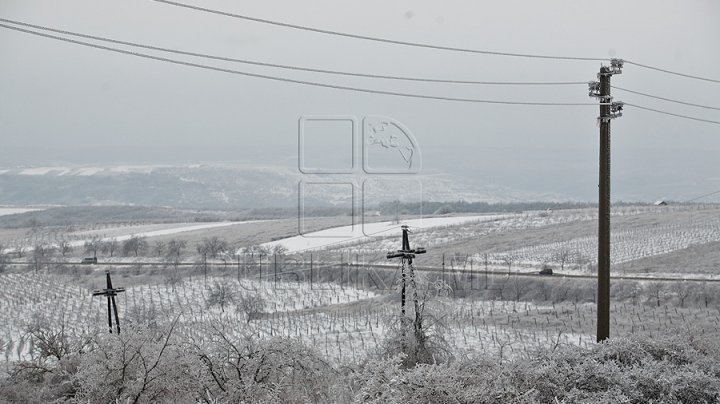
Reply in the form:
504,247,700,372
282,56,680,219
351,331,720,403
2,325,719,403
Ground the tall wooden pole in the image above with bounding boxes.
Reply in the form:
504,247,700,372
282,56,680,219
597,66,612,342
593,59,622,342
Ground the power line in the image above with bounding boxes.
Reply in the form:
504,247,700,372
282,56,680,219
0,18,588,86
612,86,720,111
624,103,720,125
153,1,720,85
624,60,720,84
0,23,604,106
685,190,720,203
151,0,607,62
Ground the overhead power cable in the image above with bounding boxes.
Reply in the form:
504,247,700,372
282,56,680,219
151,0,607,62
152,1,720,84
624,103,720,125
0,18,588,86
0,23,604,106
624,60,720,84
685,190,720,203
612,86,720,111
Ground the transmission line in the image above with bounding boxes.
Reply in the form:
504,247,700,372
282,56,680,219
612,86,720,111
624,60,720,84
151,0,607,62
0,18,588,86
153,1,720,85
685,190,720,203
0,23,604,106
624,103,720,125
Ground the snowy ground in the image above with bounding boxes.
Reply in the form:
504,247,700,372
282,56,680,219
3,271,718,366
68,221,267,245
2,220,271,254
0,207,43,217
260,214,513,253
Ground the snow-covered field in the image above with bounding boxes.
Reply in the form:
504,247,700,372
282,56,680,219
9,165,168,176
3,220,271,254
4,269,718,365
261,214,513,253
68,221,262,245
491,215,720,267
0,207,42,217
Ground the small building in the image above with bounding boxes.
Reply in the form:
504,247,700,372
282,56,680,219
654,200,668,206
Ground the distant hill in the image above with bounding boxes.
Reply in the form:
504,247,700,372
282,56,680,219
0,164,569,209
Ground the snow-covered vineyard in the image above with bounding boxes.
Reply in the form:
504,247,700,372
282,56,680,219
3,269,720,366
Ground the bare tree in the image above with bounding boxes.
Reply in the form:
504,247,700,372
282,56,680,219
194,325,332,403
199,237,229,259
32,244,50,271
57,239,73,257
508,274,529,302
206,282,236,313
166,239,186,260
236,294,267,323
698,281,716,308
84,236,102,259
676,283,691,308
153,241,166,257
271,244,288,256
552,279,572,303
245,244,270,274
195,241,209,259
123,236,149,257
646,282,665,307
101,238,119,258
165,239,187,271
554,249,570,271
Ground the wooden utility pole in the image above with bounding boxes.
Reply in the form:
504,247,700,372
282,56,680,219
387,225,426,317
589,59,623,342
92,270,125,334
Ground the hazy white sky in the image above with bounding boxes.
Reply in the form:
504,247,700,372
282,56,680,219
0,0,719,200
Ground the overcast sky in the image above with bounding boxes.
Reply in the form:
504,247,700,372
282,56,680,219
1,0,719,201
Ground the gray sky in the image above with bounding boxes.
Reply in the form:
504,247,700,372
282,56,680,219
1,0,719,201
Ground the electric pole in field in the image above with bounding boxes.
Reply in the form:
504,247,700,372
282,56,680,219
92,270,125,334
387,225,427,355
589,59,624,342
387,225,426,318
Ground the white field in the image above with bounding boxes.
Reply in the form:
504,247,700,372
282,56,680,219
12,165,168,176
3,272,717,366
260,215,513,253
488,215,720,268
2,221,271,254
0,207,43,217
68,221,267,244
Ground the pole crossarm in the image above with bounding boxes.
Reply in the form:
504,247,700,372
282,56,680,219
386,225,427,260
